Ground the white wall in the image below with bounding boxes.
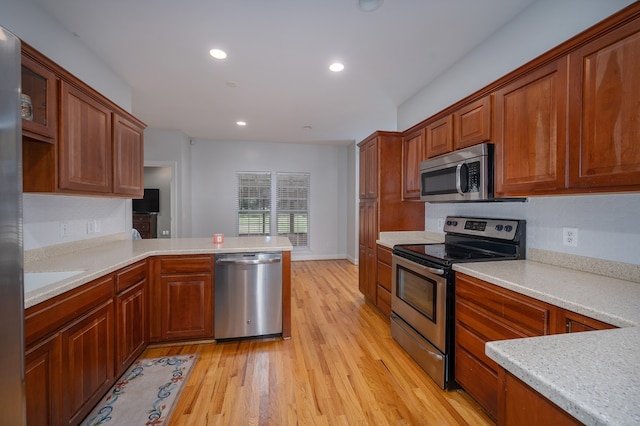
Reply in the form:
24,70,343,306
2,0,135,250
398,0,640,266
143,129,192,237
189,140,349,260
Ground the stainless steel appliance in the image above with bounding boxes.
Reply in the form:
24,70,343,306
214,252,283,339
0,26,26,424
391,216,526,389
420,143,497,203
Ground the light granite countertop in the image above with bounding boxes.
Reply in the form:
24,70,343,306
454,260,640,426
24,236,292,309
376,230,444,249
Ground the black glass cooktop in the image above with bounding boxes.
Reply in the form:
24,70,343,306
393,242,519,267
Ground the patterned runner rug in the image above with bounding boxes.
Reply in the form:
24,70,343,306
83,354,198,426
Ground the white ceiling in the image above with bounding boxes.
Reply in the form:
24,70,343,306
33,0,537,144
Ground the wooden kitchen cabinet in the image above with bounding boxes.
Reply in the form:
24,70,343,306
358,131,424,310
558,309,615,333
454,95,492,149
359,137,378,199
61,299,115,426
24,274,115,426
21,51,58,144
113,113,145,197
21,42,146,197
149,255,214,342
402,128,426,200
493,57,569,197
25,334,61,426
376,244,393,317
115,260,148,376
455,273,555,420
568,14,640,191
425,115,453,158
498,370,582,426
58,80,113,194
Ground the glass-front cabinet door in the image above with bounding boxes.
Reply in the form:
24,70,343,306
21,52,57,143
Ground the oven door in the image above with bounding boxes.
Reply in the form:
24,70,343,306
391,254,448,353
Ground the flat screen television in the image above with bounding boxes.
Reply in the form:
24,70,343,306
133,188,160,213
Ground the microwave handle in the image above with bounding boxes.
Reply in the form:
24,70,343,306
455,163,465,196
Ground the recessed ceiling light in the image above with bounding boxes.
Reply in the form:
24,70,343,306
236,121,247,126
209,48,227,60
329,63,345,72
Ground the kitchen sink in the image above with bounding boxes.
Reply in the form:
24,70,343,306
23,270,85,293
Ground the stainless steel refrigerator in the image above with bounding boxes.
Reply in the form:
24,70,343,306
0,25,26,425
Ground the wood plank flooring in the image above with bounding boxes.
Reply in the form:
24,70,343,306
142,260,493,425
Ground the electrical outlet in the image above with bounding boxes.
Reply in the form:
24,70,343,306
563,227,578,247
87,220,95,234
437,218,444,230
59,222,69,237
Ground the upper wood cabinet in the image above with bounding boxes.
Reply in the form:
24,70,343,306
568,16,640,190
113,113,145,197
21,42,146,198
425,115,453,158
454,95,492,149
359,137,378,199
493,58,569,197
402,128,426,200
58,81,113,194
21,53,58,143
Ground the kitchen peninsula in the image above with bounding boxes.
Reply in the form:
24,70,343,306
23,235,293,425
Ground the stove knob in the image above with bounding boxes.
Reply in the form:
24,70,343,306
505,225,513,232
495,224,504,231
452,221,458,226
446,220,453,226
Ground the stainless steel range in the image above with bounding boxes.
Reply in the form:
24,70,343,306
390,216,526,389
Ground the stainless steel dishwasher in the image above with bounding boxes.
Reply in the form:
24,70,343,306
214,252,282,339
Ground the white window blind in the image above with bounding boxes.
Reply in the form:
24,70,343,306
276,172,309,247
237,172,271,236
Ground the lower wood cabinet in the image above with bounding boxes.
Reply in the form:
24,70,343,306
149,255,214,342
455,273,555,419
376,245,392,317
498,370,582,426
455,272,615,421
115,260,148,376
61,300,114,425
25,334,61,426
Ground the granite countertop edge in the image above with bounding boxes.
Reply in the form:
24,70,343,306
454,261,640,426
24,236,293,309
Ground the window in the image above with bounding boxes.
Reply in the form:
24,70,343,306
236,171,310,247
276,172,310,247
237,172,271,236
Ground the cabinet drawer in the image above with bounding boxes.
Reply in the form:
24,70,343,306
376,286,391,316
456,273,552,336
456,299,529,341
455,321,500,372
377,261,392,292
456,346,498,419
25,275,114,346
376,245,392,265
159,255,213,274
115,260,146,293
134,222,150,232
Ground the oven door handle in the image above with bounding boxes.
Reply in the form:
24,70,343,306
424,266,445,276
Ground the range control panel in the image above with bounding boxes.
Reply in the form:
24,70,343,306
443,216,524,241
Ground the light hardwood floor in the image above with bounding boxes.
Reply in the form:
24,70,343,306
142,259,493,425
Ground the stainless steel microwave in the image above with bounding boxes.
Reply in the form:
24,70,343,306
420,143,494,202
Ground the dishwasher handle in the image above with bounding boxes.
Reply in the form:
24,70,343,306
215,254,281,266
